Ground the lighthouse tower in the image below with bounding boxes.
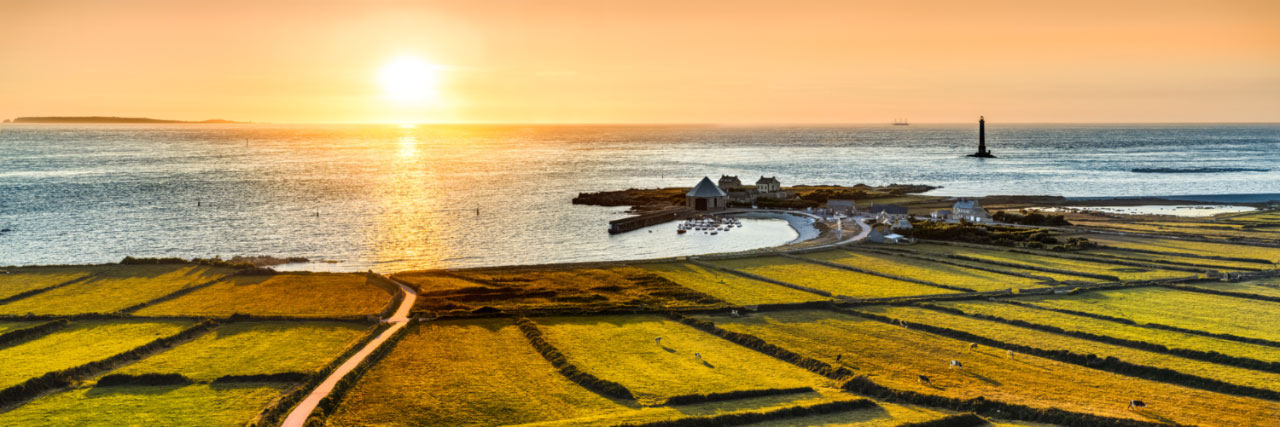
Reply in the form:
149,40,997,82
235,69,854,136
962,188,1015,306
967,116,996,158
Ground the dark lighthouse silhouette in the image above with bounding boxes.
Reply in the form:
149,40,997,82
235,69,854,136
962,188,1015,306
967,116,996,158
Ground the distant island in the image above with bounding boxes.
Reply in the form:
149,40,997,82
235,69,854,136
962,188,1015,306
4,116,244,124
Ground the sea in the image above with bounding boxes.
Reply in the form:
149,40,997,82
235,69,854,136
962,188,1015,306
2,123,1278,272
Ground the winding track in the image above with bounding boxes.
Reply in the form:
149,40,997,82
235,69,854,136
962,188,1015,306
281,278,418,427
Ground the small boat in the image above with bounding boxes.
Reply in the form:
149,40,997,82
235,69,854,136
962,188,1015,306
711,231,718,235
677,228,686,234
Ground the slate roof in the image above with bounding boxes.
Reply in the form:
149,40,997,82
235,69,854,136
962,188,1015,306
687,176,728,197
868,204,908,215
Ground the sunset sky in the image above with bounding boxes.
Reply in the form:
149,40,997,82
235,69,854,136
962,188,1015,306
3,0,1278,124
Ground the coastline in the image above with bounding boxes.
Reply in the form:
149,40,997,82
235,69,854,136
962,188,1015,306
727,211,821,244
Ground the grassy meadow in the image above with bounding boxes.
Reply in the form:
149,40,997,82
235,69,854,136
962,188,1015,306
939,299,1280,364
706,256,959,298
909,243,1191,281
534,314,828,404
0,383,288,427
804,249,1043,291
1019,287,1280,343
0,265,231,315
0,319,192,388
1083,234,1280,264
133,273,394,318
0,266,103,300
705,309,1280,426
861,305,1280,393
641,262,829,305
114,321,370,381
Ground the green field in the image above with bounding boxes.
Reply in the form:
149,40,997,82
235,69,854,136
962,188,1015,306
705,309,1280,426
706,256,958,298
134,273,394,317
1019,287,1280,343
804,249,1042,291
534,314,828,404
861,305,1280,393
1084,234,1280,264
910,243,1191,281
0,383,288,427
1084,248,1269,270
391,271,492,294
0,265,231,315
641,262,829,305
0,266,101,300
0,320,43,335
938,300,1280,364
1188,279,1280,299
326,319,631,427
0,319,191,388
115,321,370,381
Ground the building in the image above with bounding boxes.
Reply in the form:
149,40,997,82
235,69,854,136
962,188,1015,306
892,218,913,230
755,176,781,193
952,199,990,223
686,176,728,211
825,199,858,214
931,209,952,220
967,116,996,158
718,175,743,190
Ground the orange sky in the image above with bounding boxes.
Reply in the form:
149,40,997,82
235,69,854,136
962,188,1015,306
3,0,1278,124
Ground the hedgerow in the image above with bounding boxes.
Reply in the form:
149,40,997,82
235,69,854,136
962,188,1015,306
515,318,635,400
660,386,814,406
211,372,308,384
95,373,191,387
0,320,217,408
837,308,1280,401
998,300,1280,348
0,319,69,348
614,398,877,427
919,303,1280,374
841,375,1183,427
663,312,852,380
895,413,988,427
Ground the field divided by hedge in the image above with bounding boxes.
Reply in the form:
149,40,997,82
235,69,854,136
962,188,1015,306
0,265,232,316
702,309,1280,426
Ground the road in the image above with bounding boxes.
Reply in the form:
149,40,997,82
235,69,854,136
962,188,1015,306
281,277,418,427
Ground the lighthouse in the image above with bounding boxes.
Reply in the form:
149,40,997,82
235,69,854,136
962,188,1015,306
967,116,996,158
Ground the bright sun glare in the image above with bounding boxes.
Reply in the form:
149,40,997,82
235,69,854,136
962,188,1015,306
379,55,440,105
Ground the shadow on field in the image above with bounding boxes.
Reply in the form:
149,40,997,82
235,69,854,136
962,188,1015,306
960,370,1001,386
661,345,676,353
1135,409,1176,425
700,360,715,368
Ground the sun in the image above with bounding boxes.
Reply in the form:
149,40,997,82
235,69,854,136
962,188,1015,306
379,55,440,105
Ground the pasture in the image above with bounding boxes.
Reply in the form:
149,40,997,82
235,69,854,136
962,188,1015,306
861,305,1280,393
803,249,1042,291
0,266,101,300
0,265,231,315
0,319,191,388
641,262,829,305
410,266,722,314
533,314,828,405
114,321,371,381
939,299,1280,364
1019,287,1280,343
705,309,1280,426
0,383,288,427
1083,234,1280,264
134,273,394,317
706,256,958,298
1188,279,1280,299
325,319,630,427
909,243,1191,281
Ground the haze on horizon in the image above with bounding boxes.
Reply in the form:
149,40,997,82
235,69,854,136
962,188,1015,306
3,0,1278,124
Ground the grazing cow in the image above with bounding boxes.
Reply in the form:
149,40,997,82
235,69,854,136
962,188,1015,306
917,375,931,385
1007,350,1015,359
1128,400,1146,410
949,360,962,369
968,343,978,352
694,352,702,359
835,354,842,362
654,337,662,345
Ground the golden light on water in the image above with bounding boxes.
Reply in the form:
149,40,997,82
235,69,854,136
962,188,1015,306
379,55,441,106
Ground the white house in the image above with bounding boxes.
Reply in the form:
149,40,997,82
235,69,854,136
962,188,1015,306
952,199,990,223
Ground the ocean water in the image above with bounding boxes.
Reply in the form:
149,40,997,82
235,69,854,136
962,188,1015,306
1,123,1277,271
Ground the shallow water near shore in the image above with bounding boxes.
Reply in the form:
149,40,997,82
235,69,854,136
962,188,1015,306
1,123,1277,271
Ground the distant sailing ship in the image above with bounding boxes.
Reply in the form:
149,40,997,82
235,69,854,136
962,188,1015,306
892,118,909,126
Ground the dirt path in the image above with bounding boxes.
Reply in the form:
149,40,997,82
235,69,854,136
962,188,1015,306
281,278,417,427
